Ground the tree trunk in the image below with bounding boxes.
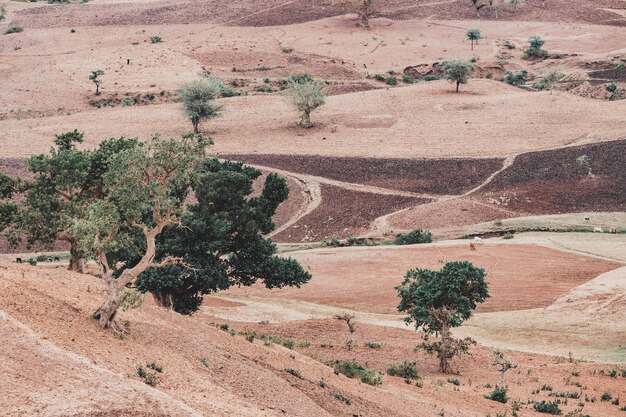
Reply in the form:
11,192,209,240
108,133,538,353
439,323,451,373
96,84,100,95
152,291,173,309
93,278,122,330
456,81,460,93
192,120,199,134
471,39,474,50
300,109,311,128
68,243,84,273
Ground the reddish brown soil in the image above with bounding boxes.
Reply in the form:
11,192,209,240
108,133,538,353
475,139,626,214
224,154,504,195
11,0,626,28
273,184,427,242
228,244,620,313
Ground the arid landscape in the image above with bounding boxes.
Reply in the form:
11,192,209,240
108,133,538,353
1,0,625,416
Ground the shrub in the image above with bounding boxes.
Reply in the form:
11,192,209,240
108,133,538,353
533,401,561,415
0,4,5,22
374,74,386,82
503,39,515,49
4,26,23,35
284,77,325,127
447,377,460,386
333,360,383,386
402,74,415,84
485,386,508,403
502,232,514,239
386,361,420,380
503,70,528,86
524,36,548,58
549,392,579,399
120,97,136,107
285,368,303,379
424,74,439,81
442,59,474,93
386,77,398,85
119,288,144,311
394,229,433,245
27,258,37,266
365,341,382,349
219,323,229,331
288,73,314,84
136,367,159,386
332,392,352,405
147,361,163,373
150,35,162,43
541,384,553,391
601,392,612,402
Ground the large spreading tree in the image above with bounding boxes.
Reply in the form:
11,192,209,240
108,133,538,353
70,133,310,332
16,130,138,272
396,261,489,373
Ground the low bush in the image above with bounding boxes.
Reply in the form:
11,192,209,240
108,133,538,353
386,77,398,86
4,26,23,35
447,377,460,386
150,35,162,43
549,392,579,399
365,341,382,349
285,368,303,379
333,360,383,386
601,391,612,402
485,386,508,403
533,400,561,415
503,70,528,86
332,392,352,405
394,229,433,245
386,361,420,380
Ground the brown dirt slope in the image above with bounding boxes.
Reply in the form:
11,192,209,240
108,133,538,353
224,154,504,195
474,139,626,214
273,184,427,242
10,0,626,28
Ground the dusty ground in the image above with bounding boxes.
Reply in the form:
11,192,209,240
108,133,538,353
2,0,626,415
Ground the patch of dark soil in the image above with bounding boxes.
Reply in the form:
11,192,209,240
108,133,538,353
589,66,626,82
223,154,503,195
272,184,427,242
474,139,626,214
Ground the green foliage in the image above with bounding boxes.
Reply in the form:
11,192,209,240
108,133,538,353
386,76,398,85
374,74,386,82
442,60,474,92
135,159,310,315
4,26,23,34
332,392,352,405
147,361,163,372
219,323,229,331
89,70,104,94
549,392,580,399
424,74,439,81
465,28,481,50
386,361,420,380
287,73,314,84
284,368,303,379
484,386,508,403
177,78,225,133
502,232,514,239
284,77,326,127
394,228,433,245
119,288,144,311
447,377,460,386
150,35,162,43
333,360,383,386
503,70,528,86
402,74,415,84
365,341,382,349
524,36,547,58
396,261,489,372
600,391,612,401
533,401,561,415
120,97,136,107
576,155,592,176
136,366,159,386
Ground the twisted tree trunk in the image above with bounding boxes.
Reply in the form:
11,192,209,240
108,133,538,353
68,242,84,273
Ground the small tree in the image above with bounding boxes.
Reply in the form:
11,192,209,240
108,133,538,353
89,70,104,95
524,35,547,58
489,0,502,18
466,28,482,50
396,261,490,373
178,78,225,133
354,0,375,28
442,60,474,93
334,312,357,350
492,349,517,387
284,78,326,128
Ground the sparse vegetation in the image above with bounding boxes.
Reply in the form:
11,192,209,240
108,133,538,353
334,312,357,350
332,392,352,405
524,35,548,58
332,360,383,386
4,26,23,35
466,28,481,50
89,70,104,95
485,386,509,403
285,368,303,379
386,361,420,380
503,70,528,86
177,77,225,133
394,228,433,245
533,400,561,414
442,60,474,93
150,35,162,43
396,261,489,373
284,76,325,128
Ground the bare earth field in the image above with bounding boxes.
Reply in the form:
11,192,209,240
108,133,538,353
1,0,626,415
